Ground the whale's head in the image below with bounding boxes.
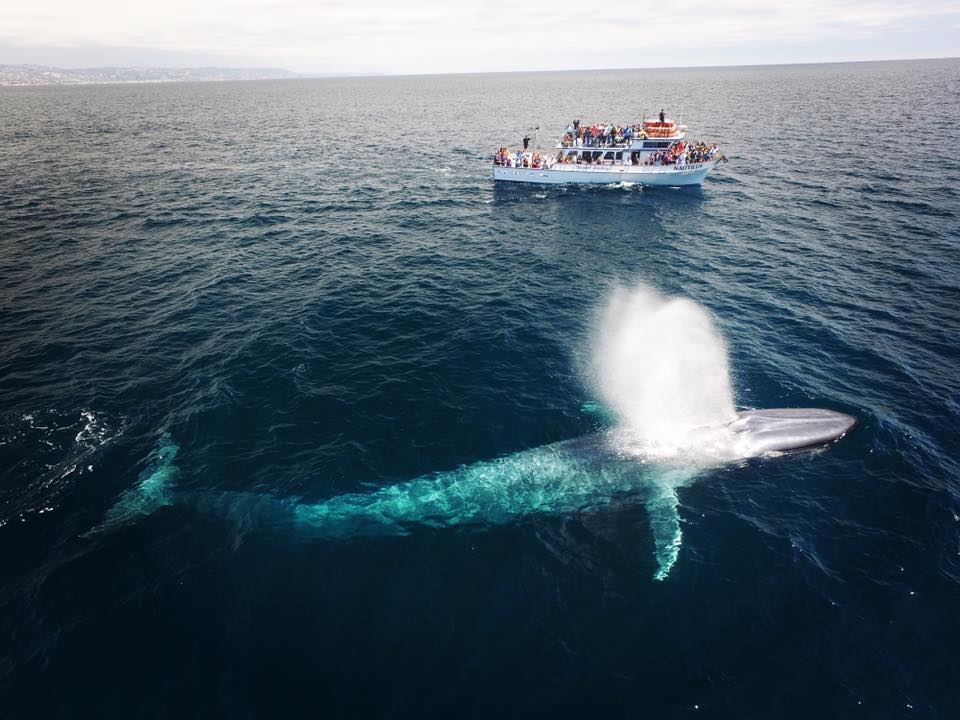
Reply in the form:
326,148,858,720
727,408,857,458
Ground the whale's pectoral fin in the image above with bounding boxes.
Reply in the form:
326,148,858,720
646,487,682,581
83,432,179,537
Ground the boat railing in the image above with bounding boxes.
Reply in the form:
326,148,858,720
557,135,684,149
558,139,637,149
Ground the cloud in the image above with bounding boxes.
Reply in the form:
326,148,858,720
1,0,958,72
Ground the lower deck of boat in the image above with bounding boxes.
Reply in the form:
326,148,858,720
492,160,718,186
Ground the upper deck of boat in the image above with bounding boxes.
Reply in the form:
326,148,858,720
556,119,686,151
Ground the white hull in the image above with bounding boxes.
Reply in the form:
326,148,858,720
492,159,719,187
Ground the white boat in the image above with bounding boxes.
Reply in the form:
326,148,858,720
492,117,724,187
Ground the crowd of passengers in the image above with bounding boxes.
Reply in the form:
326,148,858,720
645,141,721,166
561,119,645,147
492,147,546,168
494,141,720,168
683,142,720,163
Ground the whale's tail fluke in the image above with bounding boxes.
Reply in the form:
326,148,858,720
84,432,179,536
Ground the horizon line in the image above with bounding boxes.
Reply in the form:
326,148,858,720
357,53,959,79
2,54,956,86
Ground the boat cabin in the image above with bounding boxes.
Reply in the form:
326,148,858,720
554,146,684,166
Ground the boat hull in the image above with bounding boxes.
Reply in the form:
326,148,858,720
492,160,719,187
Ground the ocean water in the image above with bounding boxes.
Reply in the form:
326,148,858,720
1,58,959,717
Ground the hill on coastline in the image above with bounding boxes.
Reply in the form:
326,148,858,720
0,64,300,86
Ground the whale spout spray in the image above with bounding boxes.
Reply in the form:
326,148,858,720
591,283,738,458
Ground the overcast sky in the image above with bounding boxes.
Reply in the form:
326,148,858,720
1,0,958,73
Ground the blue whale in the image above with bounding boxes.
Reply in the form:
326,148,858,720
90,407,855,580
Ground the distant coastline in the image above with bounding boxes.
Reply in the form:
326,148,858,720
1,55,955,87
0,64,300,86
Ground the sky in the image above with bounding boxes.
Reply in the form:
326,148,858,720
1,0,958,74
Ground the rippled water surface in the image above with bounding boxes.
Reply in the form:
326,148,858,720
2,59,959,717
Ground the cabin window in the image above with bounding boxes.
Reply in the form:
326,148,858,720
642,140,671,149
603,152,615,161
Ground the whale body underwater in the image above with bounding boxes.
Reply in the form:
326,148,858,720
91,407,856,580
91,285,858,579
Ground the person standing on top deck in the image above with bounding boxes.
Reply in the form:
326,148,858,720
659,109,665,123
522,134,530,150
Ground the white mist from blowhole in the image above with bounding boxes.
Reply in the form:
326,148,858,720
591,283,740,463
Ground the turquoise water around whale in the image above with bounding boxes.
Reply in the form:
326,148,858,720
1,58,960,717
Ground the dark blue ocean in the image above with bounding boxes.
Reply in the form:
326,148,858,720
2,59,959,718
